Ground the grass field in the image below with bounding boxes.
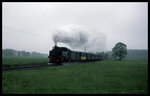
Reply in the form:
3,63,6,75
2,60,148,94
2,57,49,68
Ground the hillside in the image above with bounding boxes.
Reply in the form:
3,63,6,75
106,49,148,59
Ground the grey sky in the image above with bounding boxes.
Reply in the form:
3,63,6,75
2,2,148,54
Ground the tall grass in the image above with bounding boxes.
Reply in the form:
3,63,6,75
2,60,148,94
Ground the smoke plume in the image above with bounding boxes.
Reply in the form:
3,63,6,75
53,24,88,48
52,24,106,53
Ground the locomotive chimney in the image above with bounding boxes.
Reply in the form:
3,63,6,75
55,42,57,46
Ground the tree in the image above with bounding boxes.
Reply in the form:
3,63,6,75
112,42,127,60
2,49,17,56
99,52,109,60
104,53,108,59
101,52,105,60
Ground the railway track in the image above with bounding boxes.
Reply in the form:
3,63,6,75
2,64,56,72
2,62,73,72
2,61,97,72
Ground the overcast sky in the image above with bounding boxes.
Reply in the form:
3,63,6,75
2,2,148,54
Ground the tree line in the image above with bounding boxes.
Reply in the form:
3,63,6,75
100,42,147,60
2,49,48,57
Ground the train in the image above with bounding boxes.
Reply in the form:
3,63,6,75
48,45,103,65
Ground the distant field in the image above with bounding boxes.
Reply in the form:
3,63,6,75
2,57,49,68
2,60,148,94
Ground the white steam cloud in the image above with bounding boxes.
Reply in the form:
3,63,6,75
52,24,106,53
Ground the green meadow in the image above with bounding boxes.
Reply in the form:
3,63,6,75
2,60,148,94
2,57,49,68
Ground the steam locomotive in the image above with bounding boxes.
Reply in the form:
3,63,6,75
48,45,103,65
